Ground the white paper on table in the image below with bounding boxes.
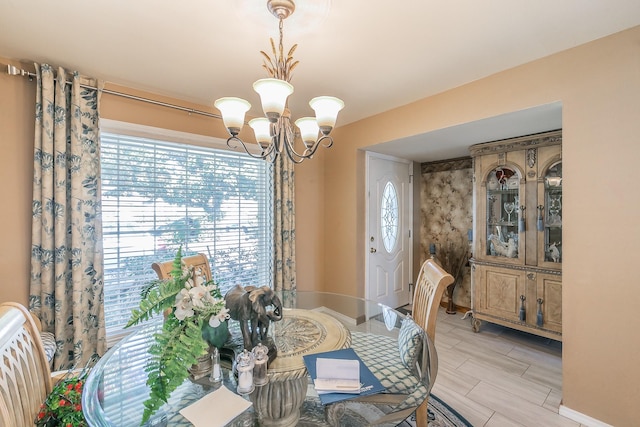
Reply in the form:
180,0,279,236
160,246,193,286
179,385,252,427
315,358,360,393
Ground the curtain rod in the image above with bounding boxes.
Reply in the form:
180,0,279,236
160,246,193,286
5,64,222,120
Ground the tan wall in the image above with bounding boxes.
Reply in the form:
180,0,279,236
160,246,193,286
293,150,325,291
327,26,640,426
0,61,35,306
2,24,640,425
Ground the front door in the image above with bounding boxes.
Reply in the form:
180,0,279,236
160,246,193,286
366,153,412,309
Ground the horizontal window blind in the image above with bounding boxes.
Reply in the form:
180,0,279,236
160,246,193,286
101,132,273,343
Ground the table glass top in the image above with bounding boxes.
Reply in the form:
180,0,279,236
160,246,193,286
83,291,432,427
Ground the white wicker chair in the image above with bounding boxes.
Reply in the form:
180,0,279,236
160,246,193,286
0,302,53,426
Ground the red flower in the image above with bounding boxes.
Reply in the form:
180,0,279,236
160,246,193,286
36,376,88,427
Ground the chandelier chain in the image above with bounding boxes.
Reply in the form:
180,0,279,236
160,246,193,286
277,18,291,83
279,18,284,67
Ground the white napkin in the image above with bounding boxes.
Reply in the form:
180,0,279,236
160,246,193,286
315,358,360,393
179,385,252,427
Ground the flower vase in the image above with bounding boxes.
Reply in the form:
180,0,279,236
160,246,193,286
189,321,230,382
202,319,230,349
188,350,214,381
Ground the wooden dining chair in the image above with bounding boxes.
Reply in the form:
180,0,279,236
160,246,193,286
411,257,454,427
347,258,454,427
0,302,53,426
151,252,213,281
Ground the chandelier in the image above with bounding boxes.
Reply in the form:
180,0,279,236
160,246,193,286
214,0,344,164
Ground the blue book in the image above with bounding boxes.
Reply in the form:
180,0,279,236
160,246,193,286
303,347,386,405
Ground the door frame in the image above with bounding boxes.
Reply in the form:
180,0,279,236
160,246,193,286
364,151,414,304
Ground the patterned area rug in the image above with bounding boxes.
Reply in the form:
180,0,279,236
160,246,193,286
295,392,472,426
400,394,472,427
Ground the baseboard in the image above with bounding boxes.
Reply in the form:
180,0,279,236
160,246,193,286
559,404,613,427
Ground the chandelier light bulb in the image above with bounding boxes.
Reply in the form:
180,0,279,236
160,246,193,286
294,117,319,146
309,96,344,135
249,117,273,149
214,97,251,136
253,78,294,122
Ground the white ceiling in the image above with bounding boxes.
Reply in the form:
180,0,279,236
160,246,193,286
1,1,638,161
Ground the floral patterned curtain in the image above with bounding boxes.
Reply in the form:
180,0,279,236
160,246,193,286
273,150,296,304
29,64,106,370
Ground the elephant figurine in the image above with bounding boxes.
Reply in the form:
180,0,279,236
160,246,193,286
224,285,283,349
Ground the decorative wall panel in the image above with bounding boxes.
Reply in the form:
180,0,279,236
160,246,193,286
420,157,473,310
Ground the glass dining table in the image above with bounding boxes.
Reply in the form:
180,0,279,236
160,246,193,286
83,291,435,427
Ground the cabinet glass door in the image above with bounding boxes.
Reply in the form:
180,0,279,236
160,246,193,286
543,162,562,263
486,167,520,258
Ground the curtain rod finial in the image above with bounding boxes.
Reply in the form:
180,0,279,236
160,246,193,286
6,64,27,76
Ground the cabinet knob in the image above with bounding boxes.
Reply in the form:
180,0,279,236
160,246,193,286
370,247,377,253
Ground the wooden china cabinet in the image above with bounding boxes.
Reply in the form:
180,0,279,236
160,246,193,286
469,130,562,341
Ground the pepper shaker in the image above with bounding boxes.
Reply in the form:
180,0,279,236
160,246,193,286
252,343,269,386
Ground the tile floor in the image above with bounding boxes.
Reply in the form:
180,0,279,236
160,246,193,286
429,307,584,427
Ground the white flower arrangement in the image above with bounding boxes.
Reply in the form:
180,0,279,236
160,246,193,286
126,248,231,424
173,266,229,326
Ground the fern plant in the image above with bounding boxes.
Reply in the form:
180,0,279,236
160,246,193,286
126,247,229,425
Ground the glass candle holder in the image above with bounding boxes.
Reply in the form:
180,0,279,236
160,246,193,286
236,349,255,395
252,343,269,386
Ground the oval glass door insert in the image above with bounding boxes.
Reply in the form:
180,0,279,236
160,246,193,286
381,181,399,253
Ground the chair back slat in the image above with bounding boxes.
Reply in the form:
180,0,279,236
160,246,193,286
410,259,455,426
412,258,454,342
0,303,52,426
152,253,212,281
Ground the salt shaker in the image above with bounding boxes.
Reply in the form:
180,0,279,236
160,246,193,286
252,343,269,386
236,349,255,395
209,347,223,384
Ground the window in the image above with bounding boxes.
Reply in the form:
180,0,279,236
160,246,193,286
381,181,399,252
101,130,273,343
